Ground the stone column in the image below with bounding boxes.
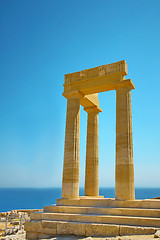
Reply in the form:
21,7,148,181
115,87,135,200
62,93,80,199
84,106,101,197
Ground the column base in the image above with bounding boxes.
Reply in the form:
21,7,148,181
56,197,160,209
80,196,104,199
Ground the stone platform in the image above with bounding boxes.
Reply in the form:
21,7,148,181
25,198,160,239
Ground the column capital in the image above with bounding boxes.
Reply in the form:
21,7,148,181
116,87,131,94
62,90,84,100
84,106,102,113
115,79,135,92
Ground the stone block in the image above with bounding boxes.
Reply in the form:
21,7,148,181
25,220,42,233
26,232,38,240
57,221,86,236
41,220,57,229
65,60,127,85
154,230,160,238
120,225,156,236
30,212,43,220
56,198,160,209
26,232,54,240
85,223,119,237
24,220,57,235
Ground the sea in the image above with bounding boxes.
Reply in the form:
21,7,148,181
0,188,160,212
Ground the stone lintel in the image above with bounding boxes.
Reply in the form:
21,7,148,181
84,106,102,113
62,90,84,99
64,60,127,85
63,91,101,109
115,79,135,91
63,75,135,95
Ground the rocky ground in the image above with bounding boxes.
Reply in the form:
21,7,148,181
0,235,159,240
0,210,30,240
37,235,160,240
1,231,160,240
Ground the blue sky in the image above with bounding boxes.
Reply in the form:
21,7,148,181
0,0,160,188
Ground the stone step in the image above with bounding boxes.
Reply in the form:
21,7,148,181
57,198,160,209
25,219,159,238
44,205,160,218
30,211,160,228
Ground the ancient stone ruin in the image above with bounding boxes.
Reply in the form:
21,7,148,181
25,60,160,239
61,60,134,201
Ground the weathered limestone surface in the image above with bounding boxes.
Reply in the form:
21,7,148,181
63,92,101,110
57,197,160,208
44,204,160,217
85,223,119,237
115,88,135,200
24,219,159,239
84,106,101,197
119,225,157,236
26,232,54,240
30,211,160,228
25,220,57,235
63,60,134,95
154,230,160,238
57,221,85,236
62,93,80,199
65,60,128,85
